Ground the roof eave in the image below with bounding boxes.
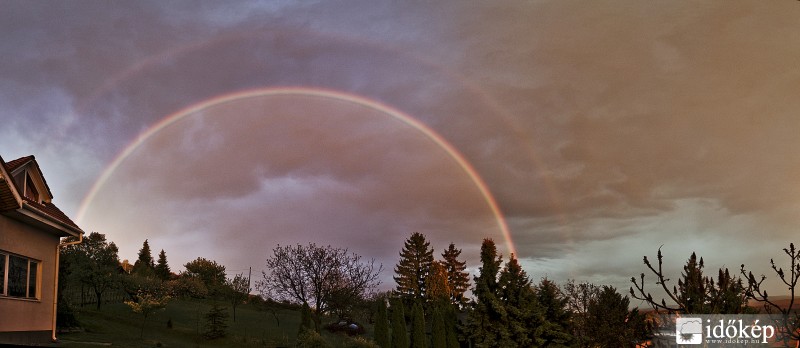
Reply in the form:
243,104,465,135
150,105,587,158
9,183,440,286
18,202,83,238
0,155,23,210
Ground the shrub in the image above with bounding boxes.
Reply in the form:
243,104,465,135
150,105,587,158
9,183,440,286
325,320,366,336
297,328,331,348
344,336,380,348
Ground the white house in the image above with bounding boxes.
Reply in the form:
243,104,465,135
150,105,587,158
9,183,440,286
0,155,84,345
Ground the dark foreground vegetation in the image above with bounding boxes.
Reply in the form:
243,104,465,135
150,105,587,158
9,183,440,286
55,232,800,347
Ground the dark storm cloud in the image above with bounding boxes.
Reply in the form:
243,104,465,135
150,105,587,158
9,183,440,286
3,0,800,293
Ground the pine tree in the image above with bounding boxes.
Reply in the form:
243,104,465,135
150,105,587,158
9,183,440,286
498,255,541,346
707,268,748,314
536,278,573,347
203,303,229,340
441,243,469,308
394,232,434,301
154,249,171,281
586,286,652,348
678,252,707,313
132,239,155,277
375,298,391,348
631,248,749,315
390,297,409,348
466,239,508,347
410,301,427,348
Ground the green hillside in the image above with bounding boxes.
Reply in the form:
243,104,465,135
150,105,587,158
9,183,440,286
57,299,373,348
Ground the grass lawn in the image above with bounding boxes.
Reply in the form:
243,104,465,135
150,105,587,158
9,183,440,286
58,299,369,348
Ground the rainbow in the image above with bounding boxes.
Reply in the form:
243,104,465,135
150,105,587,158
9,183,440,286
77,87,517,256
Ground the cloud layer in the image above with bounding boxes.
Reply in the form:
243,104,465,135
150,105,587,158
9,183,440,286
3,1,800,294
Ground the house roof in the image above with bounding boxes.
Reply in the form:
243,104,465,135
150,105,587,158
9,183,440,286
0,155,83,236
5,155,34,172
0,156,21,211
5,155,54,199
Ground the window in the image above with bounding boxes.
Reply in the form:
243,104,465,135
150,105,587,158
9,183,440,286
25,173,40,203
0,251,39,299
12,170,43,203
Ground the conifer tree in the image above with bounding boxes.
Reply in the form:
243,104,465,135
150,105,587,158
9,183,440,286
410,301,427,348
375,298,391,348
678,252,707,313
426,261,451,305
498,255,541,346
631,248,749,315
586,286,652,347
444,307,459,348
132,239,155,277
154,249,171,281
431,306,446,348
203,302,229,340
394,232,434,301
441,243,469,307
390,297,409,348
466,239,508,347
536,278,573,347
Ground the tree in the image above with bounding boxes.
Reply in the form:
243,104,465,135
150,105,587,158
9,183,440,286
394,232,434,301
742,243,800,346
430,306,446,348
498,255,541,347
444,306,459,348
183,257,226,296
426,261,451,305
536,278,573,347
374,298,391,348
585,286,651,348
258,243,382,318
61,232,120,310
132,239,155,277
390,297,409,348
410,301,427,348
441,243,470,308
630,247,749,314
562,280,600,347
125,290,170,339
678,252,707,313
466,238,508,347
154,249,171,281
225,272,250,322
203,302,229,340
299,302,314,335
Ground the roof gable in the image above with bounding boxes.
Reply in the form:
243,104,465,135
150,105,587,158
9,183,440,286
0,154,82,237
7,155,54,204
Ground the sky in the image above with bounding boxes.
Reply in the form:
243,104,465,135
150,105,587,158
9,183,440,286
3,1,800,301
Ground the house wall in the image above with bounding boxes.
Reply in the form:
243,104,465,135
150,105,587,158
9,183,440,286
0,214,59,343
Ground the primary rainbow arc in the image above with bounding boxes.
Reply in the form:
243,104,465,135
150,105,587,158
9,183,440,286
77,87,517,256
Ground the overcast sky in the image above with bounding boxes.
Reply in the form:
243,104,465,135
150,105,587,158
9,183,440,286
3,1,800,300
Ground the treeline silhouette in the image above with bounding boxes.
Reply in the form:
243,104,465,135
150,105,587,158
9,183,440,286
56,231,800,347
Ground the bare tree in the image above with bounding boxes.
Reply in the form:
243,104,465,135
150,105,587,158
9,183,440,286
225,273,250,322
741,243,800,346
258,243,382,318
630,246,749,314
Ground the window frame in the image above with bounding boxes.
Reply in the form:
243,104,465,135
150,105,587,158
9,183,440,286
0,250,40,300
